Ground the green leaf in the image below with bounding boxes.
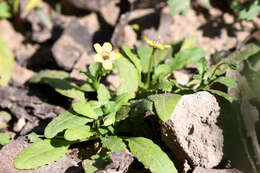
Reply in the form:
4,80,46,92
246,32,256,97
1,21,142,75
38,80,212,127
137,45,153,73
114,93,135,111
101,136,126,152
27,133,39,143
152,64,171,84
30,70,69,83
158,80,172,92
153,48,173,67
0,133,10,146
97,84,111,104
116,57,139,95
83,155,108,173
197,58,207,76
169,46,205,71
72,101,98,119
168,0,191,16
64,125,94,141
14,139,70,169
117,99,153,133
44,110,93,138
212,42,260,67
103,113,116,126
0,34,14,86
30,70,84,101
198,0,210,7
149,94,181,121
116,106,131,122
180,36,197,51
83,159,99,173
213,76,237,88
89,64,100,78
121,45,142,75
154,48,173,67
79,82,95,92
126,137,177,173
0,111,11,129
207,89,236,102
0,2,12,18
239,1,260,20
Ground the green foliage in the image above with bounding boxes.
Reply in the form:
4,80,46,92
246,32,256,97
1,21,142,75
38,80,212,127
115,56,139,95
101,136,126,152
27,133,40,143
0,111,11,129
126,137,178,173
168,0,191,16
44,110,93,139
149,94,181,121
97,84,111,105
0,133,10,147
14,139,70,169
64,125,94,141
137,44,153,73
0,1,12,18
30,70,85,101
15,35,248,171
72,101,98,119
0,34,14,86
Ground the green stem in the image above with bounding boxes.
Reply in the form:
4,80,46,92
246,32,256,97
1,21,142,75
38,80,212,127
93,64,102,90
146,49,155,89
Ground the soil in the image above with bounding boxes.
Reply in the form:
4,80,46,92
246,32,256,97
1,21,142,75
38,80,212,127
0,0,260,173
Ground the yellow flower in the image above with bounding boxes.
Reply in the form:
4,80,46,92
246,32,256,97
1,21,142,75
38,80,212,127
144,35,171,50
93,42,121,70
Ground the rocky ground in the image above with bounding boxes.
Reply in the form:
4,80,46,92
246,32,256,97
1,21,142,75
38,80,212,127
0,0,260,173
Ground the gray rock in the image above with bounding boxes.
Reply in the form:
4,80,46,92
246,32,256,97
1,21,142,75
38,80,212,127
0,137,82,173
66,0,111,11
52,19,93,71
193,167,243,173
161,91,223,170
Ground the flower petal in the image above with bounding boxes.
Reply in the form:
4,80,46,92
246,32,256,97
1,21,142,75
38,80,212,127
144,36,155,48
94,43,102,53
102,60,113,70
102,42,112,52
110,51,121,60
94,53,103,63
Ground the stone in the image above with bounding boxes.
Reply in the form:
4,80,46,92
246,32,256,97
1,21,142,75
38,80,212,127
52,18,93,71
0,20,24,51
66,0,111,11
161,91,223,170
193,167,243,173
100,0,120,26
12,63,35,85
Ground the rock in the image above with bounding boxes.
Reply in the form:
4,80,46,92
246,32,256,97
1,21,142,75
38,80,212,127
66,0,111,11
0,20,24,51
52,18,93,71
98,150,134,173
106,69,120,91
78,13,100,34
0,137,82,173
100,0,120,26
12,63,35,85
26,2,54,43
70,53,94,81
193,167,243,173
160,91,223,170
173,70,193,85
